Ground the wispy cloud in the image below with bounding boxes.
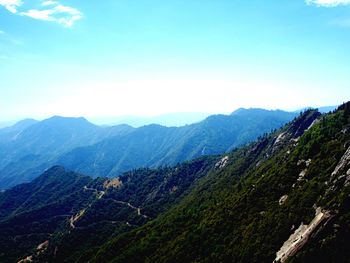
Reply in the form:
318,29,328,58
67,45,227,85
42,0,58,6
306,1,350,28
0,0,82,27
0,0,22,13
306,0,350,7
20,4,82,27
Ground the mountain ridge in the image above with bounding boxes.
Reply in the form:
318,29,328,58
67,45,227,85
0,103,349,262
0,108,297,189
56,108,297,178
88,103,350,263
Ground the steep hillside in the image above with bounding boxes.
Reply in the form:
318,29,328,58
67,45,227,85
88,103,350,263
57,109,296,177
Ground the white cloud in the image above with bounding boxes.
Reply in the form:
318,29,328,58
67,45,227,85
21,9,56,21
41,0,58,6
306,0,350,6
0,0,82,27
0,0,22,13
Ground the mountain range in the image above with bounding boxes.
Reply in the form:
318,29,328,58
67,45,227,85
89,112,211,127
0,108,298,189
0,102,349,262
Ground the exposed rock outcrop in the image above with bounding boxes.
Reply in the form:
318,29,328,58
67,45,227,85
331,146,350,179
274,207,332,263
103,178,123,189
279,195,288,205
215,156,229,169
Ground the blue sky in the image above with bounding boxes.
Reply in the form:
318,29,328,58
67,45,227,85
0,0,349,121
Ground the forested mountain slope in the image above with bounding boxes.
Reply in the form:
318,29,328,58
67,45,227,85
2,104,348,263
89,103,350,263
0,158,217,263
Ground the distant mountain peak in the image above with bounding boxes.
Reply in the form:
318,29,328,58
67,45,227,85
47,115,89,122
41,115,96,127
0,109,299,189
2,118,38,132
13,118,38,127
231,107,280,115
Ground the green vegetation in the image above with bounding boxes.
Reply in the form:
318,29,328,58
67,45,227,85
89,104,350,263
1,104,349,262
0,166,95,263
0,157,217,262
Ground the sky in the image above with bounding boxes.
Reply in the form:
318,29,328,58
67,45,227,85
0,0,349,122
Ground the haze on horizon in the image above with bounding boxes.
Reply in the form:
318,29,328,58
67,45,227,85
1,0,349,122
